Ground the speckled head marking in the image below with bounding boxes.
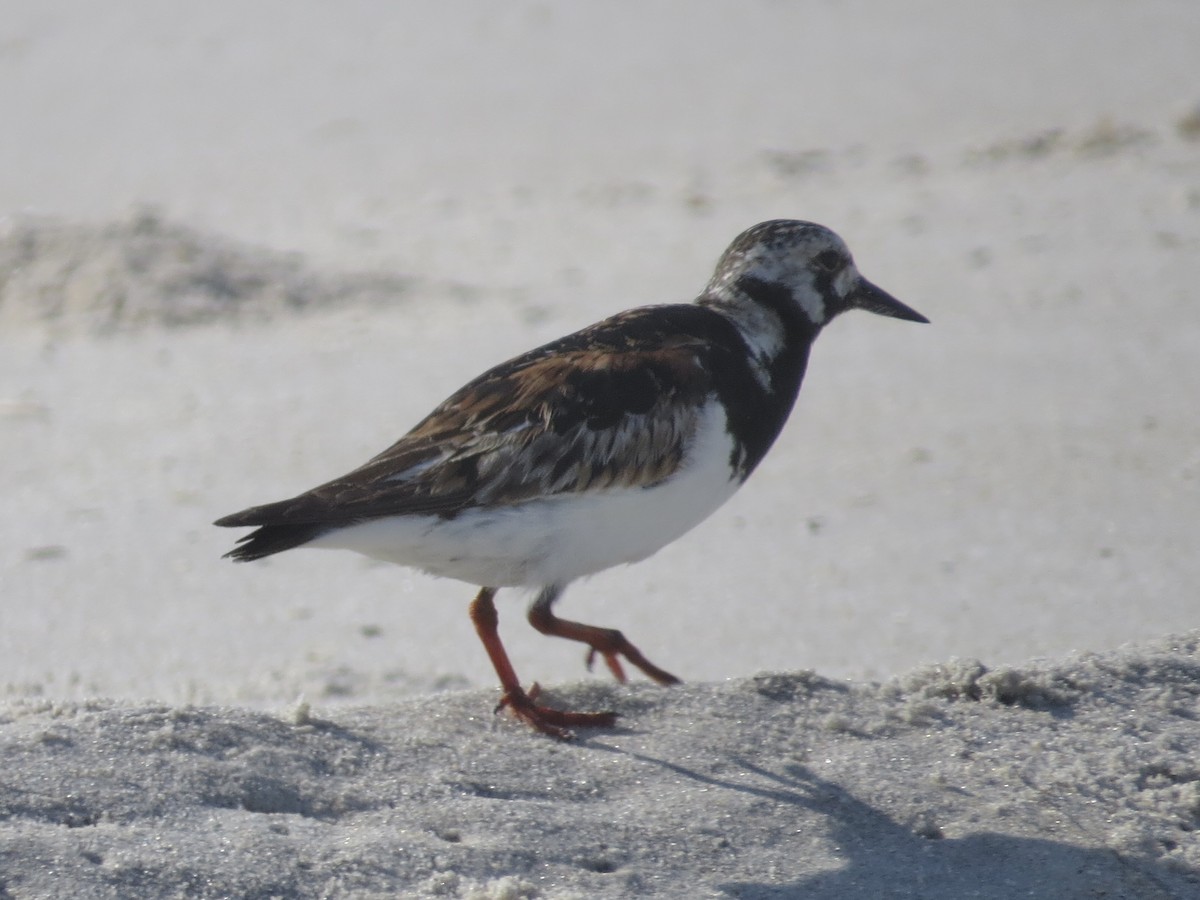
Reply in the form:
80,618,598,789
702,219,927,334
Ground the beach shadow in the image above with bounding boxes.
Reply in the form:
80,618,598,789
599,747,1197,899
725,761,1195,899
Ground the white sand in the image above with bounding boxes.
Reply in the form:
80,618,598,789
2,635,1198,897
2,1,1199,896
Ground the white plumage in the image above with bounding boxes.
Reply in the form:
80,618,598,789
308,403,740,587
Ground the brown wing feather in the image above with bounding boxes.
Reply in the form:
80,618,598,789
217,308,721,528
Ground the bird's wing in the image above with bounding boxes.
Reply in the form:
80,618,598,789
215,307,725,528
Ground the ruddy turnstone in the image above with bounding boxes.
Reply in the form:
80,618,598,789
215,220,928,738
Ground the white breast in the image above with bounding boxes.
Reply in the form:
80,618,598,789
307,403,742,588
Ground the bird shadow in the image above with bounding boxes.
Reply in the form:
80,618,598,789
590,744,1197,899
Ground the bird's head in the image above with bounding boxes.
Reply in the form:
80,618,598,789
701,220,928,335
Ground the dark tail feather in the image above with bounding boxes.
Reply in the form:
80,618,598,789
218,522,329,562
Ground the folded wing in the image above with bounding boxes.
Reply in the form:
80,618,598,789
215,307,723,559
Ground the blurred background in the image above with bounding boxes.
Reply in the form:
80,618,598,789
2,1,1198,705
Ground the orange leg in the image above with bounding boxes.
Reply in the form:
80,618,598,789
527,586,681,686
468,587,617,739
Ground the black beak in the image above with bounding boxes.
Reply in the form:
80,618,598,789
853,278,929,324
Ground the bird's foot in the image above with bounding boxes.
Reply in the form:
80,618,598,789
495,682,618,740
527,592,682,686
583,640,681,686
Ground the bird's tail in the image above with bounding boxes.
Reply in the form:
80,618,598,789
214,500,332,561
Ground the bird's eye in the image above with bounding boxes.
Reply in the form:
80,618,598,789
815,250,842,273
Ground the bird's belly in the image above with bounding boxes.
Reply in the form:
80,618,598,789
308,405,743,587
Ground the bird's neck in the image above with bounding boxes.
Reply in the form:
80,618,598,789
700,274,824,342
699,280,820,479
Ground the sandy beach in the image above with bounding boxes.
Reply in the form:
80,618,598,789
2,2,1199,896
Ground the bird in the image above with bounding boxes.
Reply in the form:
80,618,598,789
215,219,928,738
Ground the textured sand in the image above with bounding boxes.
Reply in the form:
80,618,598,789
2,635,1199,898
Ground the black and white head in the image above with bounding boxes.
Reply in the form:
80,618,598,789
700,220,928,340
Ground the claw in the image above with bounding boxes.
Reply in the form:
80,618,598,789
586,647,628,683
496,684,618,740
529,600,679,685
